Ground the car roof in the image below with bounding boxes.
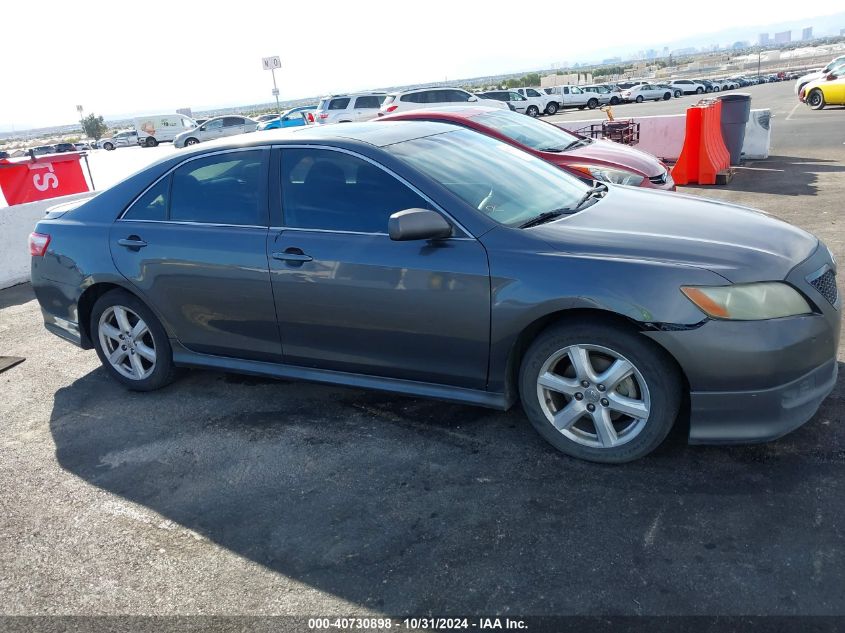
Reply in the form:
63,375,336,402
377,105,501,122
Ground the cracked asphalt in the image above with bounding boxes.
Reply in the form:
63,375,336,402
0,81,843,618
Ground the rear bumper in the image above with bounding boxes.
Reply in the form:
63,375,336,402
688,359,838,444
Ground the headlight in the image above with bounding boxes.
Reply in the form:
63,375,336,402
681,283,812,320
570,164,645,186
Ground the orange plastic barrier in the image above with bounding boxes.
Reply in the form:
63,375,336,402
671,100,730,185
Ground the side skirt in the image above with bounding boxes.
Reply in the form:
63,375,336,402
171,341,512,411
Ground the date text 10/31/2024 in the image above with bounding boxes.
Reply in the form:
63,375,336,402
307,617,528,630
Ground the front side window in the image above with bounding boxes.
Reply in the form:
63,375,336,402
527,89,541,97
125,177,168,221
204,119,223,130
387,128,589,228
570,87,582,94
170,151,265,226
510,92,526,101
281,149,431,233
444,90,471,103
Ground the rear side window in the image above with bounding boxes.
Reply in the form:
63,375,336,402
169,151,265,226
400,92,423,103
354,95,383,109
329,98,350,110
125,177,168,221
280,148,431,233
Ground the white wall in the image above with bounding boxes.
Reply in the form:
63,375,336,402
0,192,93,289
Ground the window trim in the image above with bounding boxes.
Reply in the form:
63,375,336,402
118,146,272,227
271,144,473,239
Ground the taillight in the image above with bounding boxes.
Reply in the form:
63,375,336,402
319,113,329,119
307,112,314,122
385,105,399,113
29,232,51,256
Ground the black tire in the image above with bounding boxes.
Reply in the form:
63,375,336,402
696,87,704,94
808,89,825,110
635,95,644,103
578,105,585,110
526,105,540,117
545,101,559,115
587,98,599,109
145,137,158,147
610,96,620,105
184,137,199,146
103,142,114,151
713,86,720,92
90,289,178,392
674,90,682,98
518,321,682,463
663,92,671,100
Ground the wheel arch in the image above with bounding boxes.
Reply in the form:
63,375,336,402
77,281,165,349
502,307,690,409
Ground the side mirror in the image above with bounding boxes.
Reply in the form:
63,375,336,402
199,125,206,131
388,209,452,241
467,96,478,102
826,73,836,80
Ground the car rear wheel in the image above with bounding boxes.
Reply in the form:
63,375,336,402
519,321,681,463
544,102,558,115
713,86,720,92
609,97,620,105
674,90,682,98
663,92,671,100
696,87,704,94
91,290,178,391
526,105,540,117
184,137,199,146
635,95,644,103
103,142,114,151
145,137,157,147
808,89,825,110
587,98,599,109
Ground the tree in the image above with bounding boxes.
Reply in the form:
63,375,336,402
81,113,109,141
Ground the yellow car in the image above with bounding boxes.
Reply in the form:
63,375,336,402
800,71,845,110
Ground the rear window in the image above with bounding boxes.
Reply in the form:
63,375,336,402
329,98,350,110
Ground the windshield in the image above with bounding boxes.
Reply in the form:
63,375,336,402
386,128,591,228
471,110,581,152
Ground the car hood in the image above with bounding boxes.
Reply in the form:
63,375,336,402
530,186,818,283
562,139,666,178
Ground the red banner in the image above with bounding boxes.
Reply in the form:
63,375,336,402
0,154,90,206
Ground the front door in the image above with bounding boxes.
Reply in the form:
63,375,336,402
110,148,281,361
268,147,491,389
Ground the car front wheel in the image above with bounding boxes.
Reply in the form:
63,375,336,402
184,137,199,146
91,290,178,391
808,89,825,110
545,102,558,115
635,95,644,103
696,87,704,94
587,98,599,109
519,321,681,463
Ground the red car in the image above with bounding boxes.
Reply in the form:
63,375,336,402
377,106,675,191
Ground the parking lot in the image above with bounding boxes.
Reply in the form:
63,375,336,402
0,80,843,618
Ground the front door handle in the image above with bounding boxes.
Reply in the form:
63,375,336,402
272,248,313,263
117,237,147,249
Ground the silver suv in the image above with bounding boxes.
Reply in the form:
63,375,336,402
315,93,387,125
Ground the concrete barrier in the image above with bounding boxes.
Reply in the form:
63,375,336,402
555,108,772,163
0,192,94,290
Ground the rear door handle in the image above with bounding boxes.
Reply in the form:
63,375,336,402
272,249,313,263
117,237,147,249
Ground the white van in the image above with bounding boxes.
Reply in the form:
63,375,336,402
134,114,197,147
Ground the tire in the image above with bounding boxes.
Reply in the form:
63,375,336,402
145,137,158,147
808,89,825,110
635,95,644,103
674,90,682,98
587,98,599,109
544,102,558,115
90,289,178,392
696,87,704,94
578,105,585,110
518,321,681,463
713,86,720,92
663,92,671,100
526,105,540,117
103,142,114,151
610,97,620,105
184,137,199,146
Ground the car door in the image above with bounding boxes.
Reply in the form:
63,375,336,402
222,117,246,137
268,146,491,389
352,95,381,121
509,92,528,113
110,148,281,362
200,118,224,140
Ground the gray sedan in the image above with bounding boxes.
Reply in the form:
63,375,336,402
29,123,840,462
173,115,258,148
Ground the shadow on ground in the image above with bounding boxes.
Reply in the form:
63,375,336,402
49,362,845,615
686,155,845,197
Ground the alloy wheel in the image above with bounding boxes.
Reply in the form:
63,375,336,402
98,305,156,381
535,344,651,449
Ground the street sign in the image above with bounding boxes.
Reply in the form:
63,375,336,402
262,56,281,71
76,105,83,113
271,88,280,96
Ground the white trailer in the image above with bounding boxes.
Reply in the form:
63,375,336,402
134,114,197,147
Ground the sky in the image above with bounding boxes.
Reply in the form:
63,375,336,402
2,0,845,130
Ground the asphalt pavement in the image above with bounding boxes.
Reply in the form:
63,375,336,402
0,81,843,619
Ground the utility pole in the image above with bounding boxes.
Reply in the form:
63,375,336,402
757,49,761,81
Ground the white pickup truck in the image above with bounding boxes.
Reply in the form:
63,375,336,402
512,87,559,115
542,85,600,110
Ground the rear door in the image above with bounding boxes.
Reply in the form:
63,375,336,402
352,95,383,121
222,117,246,137
110,148,281,361
268,146,491,388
